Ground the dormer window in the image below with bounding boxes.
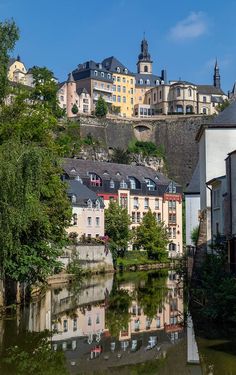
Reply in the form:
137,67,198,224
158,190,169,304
94,70,98,76
87,199,93,209
110,179,115,188
145,178,156,191
117,67,120,73
107,73,111,79
101,72,104,77
120,180,128,189
116,171,121,176
89,173,102,187
75,175,83,183
70,168,76,173
129,177,141,190
95,199,100,209
139,79,143,85
146,79,150,85
71,194,76,204
124,68,128,74
168,182,177,194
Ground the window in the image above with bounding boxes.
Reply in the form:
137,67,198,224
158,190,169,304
113,85,116,91
146,79,150,85
124,68,128,74
117,67,120,73
120,195,128,208
203,96,207,103
96,315,100,324
133,197,139,208
131,97,134,104
94,70,98,76
87,199,92,209
63,320,68,332
60,95,64,101
132,212,136,223
89,173,102,186
95,200,100,209
156,317,161,328
113,95,116,102
123,96,126,103
73,318,77,331
176,87,181,97
72,213,78,225
144,198,149,209
96,217,100,226
155,198,159,210
107,73,111,79
170,315,177,325
113,76,116,82
117,95,121,102
157,213,161,222
169,213,176,224
101,72,104,77
117,76,121,82
123,86,126,93
117,85,121,92
173,228,176,238
123,77,126,83
153,92,156,102
168,182,176,193
159,90,162,99
131,88,133,94
213,189,220,208
71,194,76,204
88,317,92,326
188,88,192,97
139,79,143,84
137,212,141,223
168,200,176,210
145,178,156,191
87,217,92,226
120,180,127,188
110,179,115,188
131,79,133,84
144,65,148,73
203,107,207,114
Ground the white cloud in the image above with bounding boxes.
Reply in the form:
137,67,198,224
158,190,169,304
168,12,208,42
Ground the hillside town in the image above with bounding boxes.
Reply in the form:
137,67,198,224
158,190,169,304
2,6,236,374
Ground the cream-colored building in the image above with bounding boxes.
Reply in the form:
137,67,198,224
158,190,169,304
66,179,104,240
63,159,183,257
57,73,91,117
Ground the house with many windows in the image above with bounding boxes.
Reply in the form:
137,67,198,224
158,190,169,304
62,159,183,257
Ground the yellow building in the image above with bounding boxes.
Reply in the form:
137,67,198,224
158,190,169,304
102,57,135,118
7,56,27,83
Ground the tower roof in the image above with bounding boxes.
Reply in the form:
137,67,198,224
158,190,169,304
67,72,75,83
138,37,152,63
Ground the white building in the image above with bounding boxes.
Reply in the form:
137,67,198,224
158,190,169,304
196,100,236,245
185,162,200,247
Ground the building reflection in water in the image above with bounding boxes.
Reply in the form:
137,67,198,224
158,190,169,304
28,270,184,372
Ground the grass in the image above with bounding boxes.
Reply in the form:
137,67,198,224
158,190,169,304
117,251,169,267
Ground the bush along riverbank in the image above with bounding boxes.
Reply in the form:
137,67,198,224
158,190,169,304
190,241,236,325
116,251,180,271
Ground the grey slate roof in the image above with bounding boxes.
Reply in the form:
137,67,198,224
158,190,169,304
67,180,104,207
135,73,161,87
197,85,225,95
77,87,89,95
185,162,200,194
62,158,182,196
72,61,113,83
196,100,236,141
102,56,134,76
171,80,196,86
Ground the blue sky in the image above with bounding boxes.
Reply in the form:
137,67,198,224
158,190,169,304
1,0,236,92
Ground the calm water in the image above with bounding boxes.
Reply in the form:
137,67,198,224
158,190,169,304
0,270,235,374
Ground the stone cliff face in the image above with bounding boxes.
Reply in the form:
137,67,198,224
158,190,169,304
77,114,211,187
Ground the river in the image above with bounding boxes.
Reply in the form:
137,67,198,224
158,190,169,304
0,270,236,374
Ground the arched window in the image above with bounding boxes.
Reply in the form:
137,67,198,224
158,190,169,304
144,65,148,73
124,68,128,74
176,87,181,97
169,243,177,251
94,70,98,76
95,199,100,209
101,72,104,77
188,88,192,97
146,79,150,85
107,73,111,79
87,199,92,209
117,67,120,73
110,179,115,188
139,79,143,85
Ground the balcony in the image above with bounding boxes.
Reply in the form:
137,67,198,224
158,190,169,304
93,95,113,103
93,84,113,94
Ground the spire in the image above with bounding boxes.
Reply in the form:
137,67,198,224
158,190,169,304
16,54,21,62
213,58,221,89
67,72,75,83
138,35,152,63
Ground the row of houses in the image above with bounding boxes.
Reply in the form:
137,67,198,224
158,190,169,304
62,158,183,257
8,38,229,119
185,100,236,271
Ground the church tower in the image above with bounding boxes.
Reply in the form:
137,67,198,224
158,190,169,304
213,59,221,89
137,36,153,74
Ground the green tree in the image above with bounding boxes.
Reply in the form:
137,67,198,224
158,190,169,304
136,210,169,261
105,201,131,261
71,103,78,115
55,120,81,157
111,148,131,164
95,96,108,118
0,19,19,103
30,66,64,118
216,99,230,113
191,225,199,246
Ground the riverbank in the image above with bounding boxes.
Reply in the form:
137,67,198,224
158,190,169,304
117,251,180,271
